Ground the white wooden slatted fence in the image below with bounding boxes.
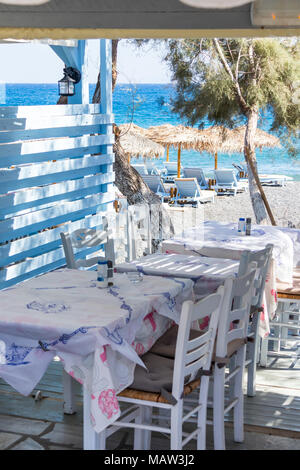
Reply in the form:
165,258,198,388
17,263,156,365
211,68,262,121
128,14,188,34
0,103,115,289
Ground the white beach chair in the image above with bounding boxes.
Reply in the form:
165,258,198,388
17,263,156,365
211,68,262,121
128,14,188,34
145,161,164,176
162,161,183,182
238,162,293,186
174,177,215,206
142,174,170,202
214,169,248,195
132,163,148,176
183,167,209,189
164,161,178,175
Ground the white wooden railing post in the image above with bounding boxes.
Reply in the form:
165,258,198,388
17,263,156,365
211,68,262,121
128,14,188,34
100,39,115,211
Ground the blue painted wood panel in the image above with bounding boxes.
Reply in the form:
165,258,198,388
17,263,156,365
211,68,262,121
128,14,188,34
0,103,115,290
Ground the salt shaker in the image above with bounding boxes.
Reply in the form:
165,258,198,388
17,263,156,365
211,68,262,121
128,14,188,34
97,260,108,288
238,218,246,236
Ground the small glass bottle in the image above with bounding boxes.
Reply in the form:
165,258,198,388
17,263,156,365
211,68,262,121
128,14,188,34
246,218,252,236
238,218,246,236
97,260,108,288
107,260,114,287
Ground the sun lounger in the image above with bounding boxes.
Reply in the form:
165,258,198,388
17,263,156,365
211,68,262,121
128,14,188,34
183,167,209,189
132,163,148,175
214,169,248,195
237,162,293,186
145,161,164,176
174,177,215,206
142,174,170,202
162,161,183,182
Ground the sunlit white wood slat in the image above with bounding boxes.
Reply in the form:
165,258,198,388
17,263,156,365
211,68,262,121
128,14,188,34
0,101,115,289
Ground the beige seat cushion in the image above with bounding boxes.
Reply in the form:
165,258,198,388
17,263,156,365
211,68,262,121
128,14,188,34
118,351,202,404
150,324,203,359
130,352,174,393
150,324,246,363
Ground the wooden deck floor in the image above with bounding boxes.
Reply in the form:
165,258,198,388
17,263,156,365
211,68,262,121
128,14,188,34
0,352,299,450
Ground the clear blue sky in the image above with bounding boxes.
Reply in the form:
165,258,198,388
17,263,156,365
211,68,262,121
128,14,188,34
0,39,171,84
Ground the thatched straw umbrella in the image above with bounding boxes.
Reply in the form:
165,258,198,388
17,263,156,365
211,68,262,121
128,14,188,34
118,123,165,163
230,126,281,152
144,124,209,178
194,126,235,169
196,125,281,169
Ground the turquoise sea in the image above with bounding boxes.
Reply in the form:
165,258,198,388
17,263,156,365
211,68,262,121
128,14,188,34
3,83,300,180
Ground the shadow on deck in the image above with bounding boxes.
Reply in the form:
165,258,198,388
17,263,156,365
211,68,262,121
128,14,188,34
0,355,299,451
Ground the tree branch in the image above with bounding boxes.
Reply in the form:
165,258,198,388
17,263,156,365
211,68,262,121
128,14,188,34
213,38,248,113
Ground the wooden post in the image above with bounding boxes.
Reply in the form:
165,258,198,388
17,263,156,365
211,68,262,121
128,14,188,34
177,143,181,178
166,145,169,162
214,151,218,170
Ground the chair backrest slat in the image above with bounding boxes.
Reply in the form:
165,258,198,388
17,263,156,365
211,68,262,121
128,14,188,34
214,169,238,186
132,164,148,175
238,244,273,308
142,174,164,193
183,168,207,187
215,269,256,359
174,178,201,198
164,162,178,175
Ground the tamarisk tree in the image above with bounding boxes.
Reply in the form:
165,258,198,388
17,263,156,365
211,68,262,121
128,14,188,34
165,38,300,224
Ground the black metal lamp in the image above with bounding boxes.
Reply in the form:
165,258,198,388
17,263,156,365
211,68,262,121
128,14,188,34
58,67,81,97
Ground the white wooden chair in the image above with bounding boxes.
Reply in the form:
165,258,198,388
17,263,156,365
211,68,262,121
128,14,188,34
212,267,256,450
95,286,224,450
197,245,273,396
237,245,273,396
127,204,152,260
60,219,115,270
260,230,300,366
142,263,257,450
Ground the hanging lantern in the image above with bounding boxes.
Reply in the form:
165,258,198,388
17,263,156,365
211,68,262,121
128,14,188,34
58,67,81,97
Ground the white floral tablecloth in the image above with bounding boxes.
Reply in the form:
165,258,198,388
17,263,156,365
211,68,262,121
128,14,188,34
162,221,294,338
116,252,239,297
0,269,193,432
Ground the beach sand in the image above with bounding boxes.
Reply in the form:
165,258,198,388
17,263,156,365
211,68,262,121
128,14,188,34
165,182,300,231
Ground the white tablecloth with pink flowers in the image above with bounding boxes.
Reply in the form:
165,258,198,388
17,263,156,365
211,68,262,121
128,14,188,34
162,221,294,338
0,269,193,433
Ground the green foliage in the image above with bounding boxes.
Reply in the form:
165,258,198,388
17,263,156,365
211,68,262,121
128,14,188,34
164,38,300,141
